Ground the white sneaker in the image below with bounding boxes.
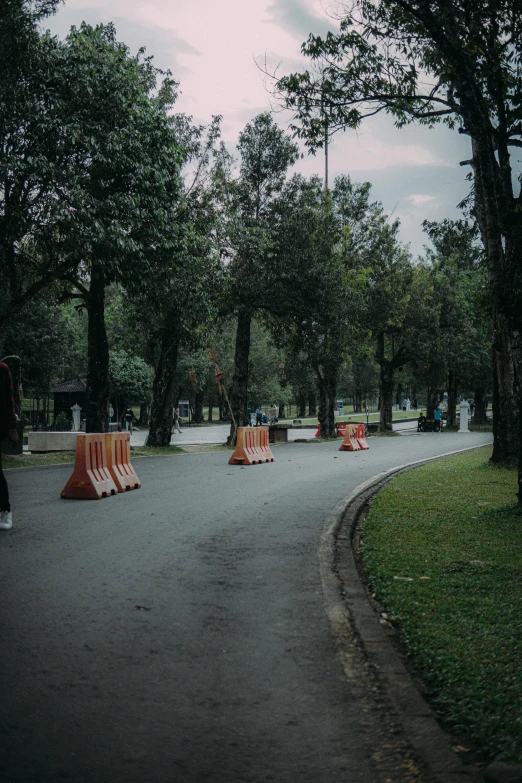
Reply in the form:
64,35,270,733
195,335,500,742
0,511,13,530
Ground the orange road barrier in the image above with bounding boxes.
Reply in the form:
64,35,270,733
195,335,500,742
61,433,118,500
258,426,275,461
105,432,141,491
339,423,360,452
356,422,369,450
229,426,275,465
315,423,321,437
336,422,347,437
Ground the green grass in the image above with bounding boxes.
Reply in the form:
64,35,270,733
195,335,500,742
3,451,77,469
361,447,522,762
130,445,186,457
180,444,232,453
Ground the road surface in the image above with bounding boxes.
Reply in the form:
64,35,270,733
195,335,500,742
1,431,492,782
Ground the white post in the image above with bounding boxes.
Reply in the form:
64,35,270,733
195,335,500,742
71,403,81,432
459,399,470,433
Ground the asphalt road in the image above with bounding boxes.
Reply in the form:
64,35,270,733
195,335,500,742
1,431,492,783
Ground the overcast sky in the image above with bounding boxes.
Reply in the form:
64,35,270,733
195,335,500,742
44,0,478,256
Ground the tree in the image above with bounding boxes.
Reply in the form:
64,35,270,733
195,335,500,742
109,349,153,424
0,0,79,331
55,23,185,433
420,219,491,427
218,113,298,443
132,118,223,447
333,175,414,430
266,174,356,436
276,0,522,499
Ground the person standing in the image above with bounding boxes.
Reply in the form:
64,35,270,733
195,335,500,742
255,406,263,427
172,407,183,434
0,363,19,530
268,403,278,425
124,406,134,434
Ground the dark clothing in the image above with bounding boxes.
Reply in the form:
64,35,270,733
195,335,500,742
0,450,9,512
0,363,16,439
0,363,16,512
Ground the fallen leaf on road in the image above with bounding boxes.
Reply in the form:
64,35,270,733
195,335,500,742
135,605,152,611
264,501,268,505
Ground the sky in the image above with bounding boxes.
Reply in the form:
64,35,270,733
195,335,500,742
43,0,476,256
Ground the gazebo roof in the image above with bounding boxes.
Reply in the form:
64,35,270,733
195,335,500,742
53,378,87,393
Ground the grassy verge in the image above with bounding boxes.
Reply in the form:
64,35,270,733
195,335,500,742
180,444,231,453
361,447,522,762
130,446,186,457
3,451,76,469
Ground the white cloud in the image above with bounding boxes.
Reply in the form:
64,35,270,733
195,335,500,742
405,194,438,206
45,1,474,254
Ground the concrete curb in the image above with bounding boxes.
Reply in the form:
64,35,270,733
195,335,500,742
319,443,491,783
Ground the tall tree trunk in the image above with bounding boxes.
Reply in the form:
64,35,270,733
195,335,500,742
379,361,394,431
86,262,109,433
207,396,213,422
297,393,306,418
326,368,337,434
426,387,441,420
395,382,402,409
354,388,362,413
315,363,337,437
468,134,521,499
447,369,458,428
473,386,488,425
491,313,518,466
146,336,179,447
308,390,317,416
315,369,329,437
228,308,251,445
194,390,204,424
139,402,149,427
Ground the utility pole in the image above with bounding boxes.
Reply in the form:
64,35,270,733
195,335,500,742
321,85,329,191
324,106,329,190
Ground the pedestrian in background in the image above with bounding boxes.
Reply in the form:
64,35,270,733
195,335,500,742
268,403,278,425
172,407,183,434
255,406,262,426
0,363,18,530
124,406,134,434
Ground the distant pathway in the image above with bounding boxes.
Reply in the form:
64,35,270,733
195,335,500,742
1,431,491,782
131,417,418,447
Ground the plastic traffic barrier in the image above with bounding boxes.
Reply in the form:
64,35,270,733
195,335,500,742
258,426,275,461
315,423,321,438
61,433,118,499
355,422,369,450
339,423,360,452
336,422,347,437
105,432,141,491
229,426,275,465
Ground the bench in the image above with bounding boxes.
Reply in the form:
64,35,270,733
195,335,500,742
268,423,291,443
417,417,442,432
